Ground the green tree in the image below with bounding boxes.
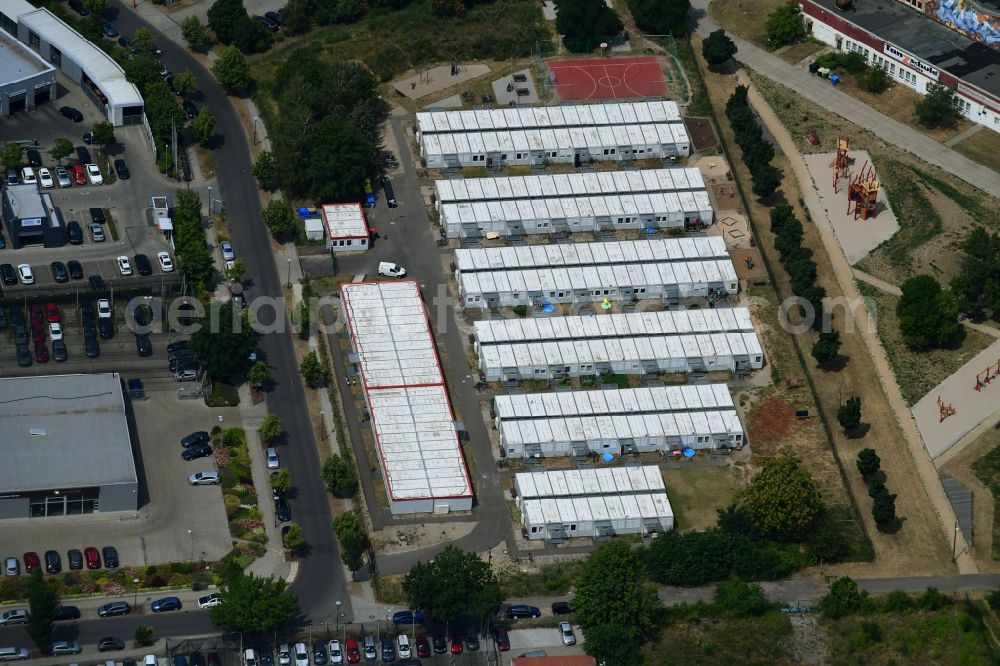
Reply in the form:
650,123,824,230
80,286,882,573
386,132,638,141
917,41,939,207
83,0,107,12
858,65,890,93
26,569,58,652
302,116,372,203
190,300,257,383
124,50,168,93
192,107,217,146
736,453,822,537
582,624,641,665
252,150,277,189
856,448,881,479
627,0,691,37
572,541,659,640
765,2,805,48
271,468,292,493
915,83,964,128
555,0,624,53
225,259,246,283
332,510,369,572
283,522,305,550
871,486,898,530
49,138,74,164
403,545,503,625
321,454,358,496
259,414,283,443
212,46,253,92
233,13,274,54
897,274,961,349
172,189,216,291
751,163,781,199
837,396,862,432
134,624,155,646
207,0,247,44
182,16,209,50
91,120,116,149
811,328,841,365
299,351,327,387
818,576,866,619
143,81,187,145
431,0,465,16
702,29,737,66
209,571,298,632
294,301,311,340
262,199,296,239
174,69,199,96
248,361,270,389
1,142,22,168
951,227,1000,319
713,580,771,617
284,0,314,33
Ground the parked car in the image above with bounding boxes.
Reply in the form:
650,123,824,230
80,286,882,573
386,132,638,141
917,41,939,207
157,251,174,272
380,637,395,662
50,261,69,283
22,553,38,574
102,546,119,568
76,146,92,164
15,344,31,368
344,639,360,664
90,207,106,224
102,20,119,38
559,621,576,645
274,496,291,522
52,339,67,362
265,10,283,25
55,166,71,187
90,223,105,242
117,256,133,276
85,547,101,569
494,628,509,651
396,635,410,659
67,260,84,279
183,99,198,119
16,264,33,284
377,261,406,278
465,634,479,652
506,604,541,620
135,253,152,276
44,550,61,573
277,644,291,666
0,647,29,661
86,163,103,185
189,471,221,486
71,164,87,185
51,640,82,655
266,448,280,469
34,343,49,364
380,175,397,207
293,643,308,666
44,302,60,322
0,610,28,626
256,14,279,30
449,637,462,655
26,150,41,167
181,431,211,448
97,637,125,652
182,443,213,460
362,636,376,661
97,601,129,617
3,558,18,577
84,335,101,358
136,333,153,357
221,241,235,261
67,549,83,570
5,166,18,185
551,601,572,615
392,610,424,625
38,167,53,188
53,605,80,621
20,167,36,185
0,265,15,285
414,636,430,659
198,594,221,609
151,597,182,613
60,106,84,122
327,640,343,665
431,636,447,655
114,159,130,179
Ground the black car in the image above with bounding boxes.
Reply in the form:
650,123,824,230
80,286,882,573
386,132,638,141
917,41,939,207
102,546,119,568
506,604,541,620
274,496,291,522
14,325,28,346
256,14,279,30
183,99,198,119
97,637,125,652
90,207,106,225
67,549,83,570
60,106,84,122
1,264,17,285
182,443,213,461
381,175,397,207
68,0,91,15
380,637,395,662
432,636,447,655
465,634,480,651
135,253,152,276
89,275,106,291
265,10,283,25
51,261,69,283
26,149,42,167
551,601,572,615
76,146,92,164
67,260,84,280
114,159,130,179
169,353,196,372
132,303,152,327
44,550,61,574
53,605,81,622
53,339,67,362
66,221,84,245
136,333,152,357
84,335,101,358
312,643,327,666
168,345,194,361
99,317,114,340
82,131,93,145
16,344,32,367
118,35,141,54
97,601,129,618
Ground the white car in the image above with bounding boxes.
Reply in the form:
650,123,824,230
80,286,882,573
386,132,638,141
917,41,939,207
327,640,343,665
90,223,106,242
48,322,63,341
188,471,221,486
277,644,291,666
396,635,410,659
86,163,103,185
20,167,36,184
266,448,280,470
157,251,174,272
38,167,54,188
559,621,576,646
0,609,28,626
117,256,133,276
293,643,309,666
221,241,235,261
97,298,112,318
16,264,34,284
377,261,406,278
55,166,72,187
198,593,221,609
243,649,256,666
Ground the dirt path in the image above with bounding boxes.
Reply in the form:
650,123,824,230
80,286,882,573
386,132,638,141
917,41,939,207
736,71,976,575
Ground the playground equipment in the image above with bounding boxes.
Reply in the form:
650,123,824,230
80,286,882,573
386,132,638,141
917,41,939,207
831,136,851,193
937,396,957,423
846,160,880,221
974,359,1000,391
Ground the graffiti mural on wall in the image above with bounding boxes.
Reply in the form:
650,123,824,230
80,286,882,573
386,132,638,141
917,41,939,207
930,0,1000,46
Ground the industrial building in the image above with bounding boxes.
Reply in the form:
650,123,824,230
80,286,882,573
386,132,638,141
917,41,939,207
341,280,473,514
1,2,143,125
474,307,763,380
515,467,674,541
0,373,138,519
455,237,738,308
2,184,65,248
435,168,712,239
495,383,745,458
320,203,371,252
0,26,56,117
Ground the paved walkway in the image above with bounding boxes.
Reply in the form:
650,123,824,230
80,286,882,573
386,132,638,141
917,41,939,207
945,123,984,147
691,3,1000,199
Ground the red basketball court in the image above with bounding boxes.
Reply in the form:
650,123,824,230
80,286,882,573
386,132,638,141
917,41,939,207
547,56,668,101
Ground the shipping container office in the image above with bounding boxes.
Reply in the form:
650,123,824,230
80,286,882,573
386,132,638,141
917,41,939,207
520,493,674,541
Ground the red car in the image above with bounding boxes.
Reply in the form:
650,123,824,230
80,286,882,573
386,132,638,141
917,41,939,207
344,638,360,664
23,552,40,574
45,302,61,323
71,164,87,185
30,303,44,323
84,546,101,570
415,635,430,659
35,344,49,364
495,628,510,651
450,637,463,655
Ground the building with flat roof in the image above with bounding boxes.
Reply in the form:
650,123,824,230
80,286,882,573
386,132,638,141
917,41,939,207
0,26,56,117
802,0,1000,130
341,280,472,514
321,203,371,252
1,184,65,248
416,100,683,134
0,373,138,519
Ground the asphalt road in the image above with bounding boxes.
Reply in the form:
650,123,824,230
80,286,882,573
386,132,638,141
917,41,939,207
0,611,215,651
108,2,347,624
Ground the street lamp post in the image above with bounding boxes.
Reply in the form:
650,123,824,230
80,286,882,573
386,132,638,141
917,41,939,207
286,258,292,287
336,600,342,632
253,117,260,145
187,529,193,561
320,410,326,441
133,578,139,607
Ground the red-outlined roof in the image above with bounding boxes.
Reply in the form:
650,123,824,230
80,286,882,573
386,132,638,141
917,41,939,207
321,202,369,240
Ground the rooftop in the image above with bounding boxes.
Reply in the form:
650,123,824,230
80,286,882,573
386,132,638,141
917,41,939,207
321,203,369,239
417,100,681,133
807,0,1000,99
4,184,48,220
0,373,137,493
515,466,666,499
421,123,689,156
0,27,54,84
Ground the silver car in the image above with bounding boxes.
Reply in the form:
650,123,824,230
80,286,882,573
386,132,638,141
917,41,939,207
3,558,18,576
188,471,221,486
559,621,576,646
221,241,235,261
0,610,27,626
266,447,280,469
55,166,72,188
51,641,82,655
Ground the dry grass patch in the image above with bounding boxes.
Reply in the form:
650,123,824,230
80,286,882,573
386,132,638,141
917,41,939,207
940,425,1000,569
710,0,788,45
662,466,742,530
778,40,825,64
953,127,1000,173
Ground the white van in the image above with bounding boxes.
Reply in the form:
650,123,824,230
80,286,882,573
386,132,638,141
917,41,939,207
243,648,256,666
20,167,36,185
377,262,406,278
397,635,411,659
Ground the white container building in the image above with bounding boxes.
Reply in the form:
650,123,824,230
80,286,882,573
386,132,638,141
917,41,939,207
455,237,738,308
321,203,371,252
496,384,745,458
341,281,472,514
474,307,763,380
514,466,674,541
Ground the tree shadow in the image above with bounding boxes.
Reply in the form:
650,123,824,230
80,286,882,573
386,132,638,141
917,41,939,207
819,354,850,372
875,515,905,534
846,423,871,439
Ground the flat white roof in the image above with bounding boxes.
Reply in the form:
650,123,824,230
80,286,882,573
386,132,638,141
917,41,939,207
436,168,707,204
341,281,471,503
456,237,728,272
0,27,54,84
476,307,754,344
17,9,142,108
442,191,713,227
321,203,369,239
515,466,665,499
521,492,674,526
497,383,735,419
421,124,689,157
417,100,682,133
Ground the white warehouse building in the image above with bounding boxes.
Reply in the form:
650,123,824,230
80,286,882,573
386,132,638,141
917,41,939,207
474,307,763,380
495,383,745,458
455,237,738,309
515,466,674,542
341,280,473,514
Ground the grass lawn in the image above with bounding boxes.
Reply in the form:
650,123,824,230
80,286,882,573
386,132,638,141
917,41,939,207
643,612,794,664
779,40,825,64
662,467,740,530
206,381,240,407
710,0,787,45
971,431,1000,561
953,128,1000,173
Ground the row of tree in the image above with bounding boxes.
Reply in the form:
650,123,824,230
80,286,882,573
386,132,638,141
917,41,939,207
768,201,828,322
725,86,781,199
172,190,216,292
951,226,1000,322
627,0,690,38
856,448,900,532
207,0,275,54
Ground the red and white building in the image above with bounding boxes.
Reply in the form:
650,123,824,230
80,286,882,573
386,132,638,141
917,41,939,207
800,0,1000,132
320,202,371,253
